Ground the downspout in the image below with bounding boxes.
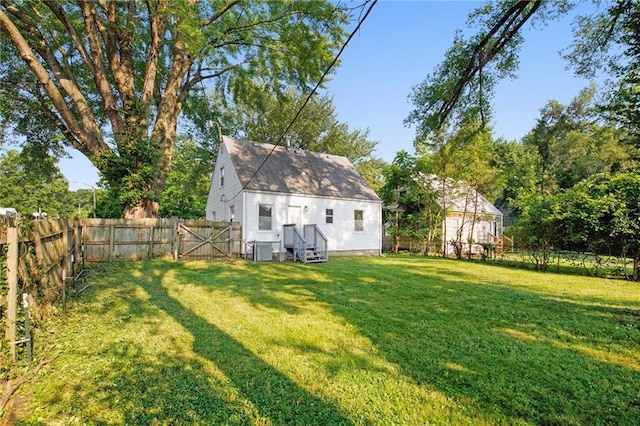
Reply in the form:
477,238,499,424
379,201,383,256
242,191,247,256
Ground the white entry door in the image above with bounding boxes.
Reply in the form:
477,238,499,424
288,206,302,228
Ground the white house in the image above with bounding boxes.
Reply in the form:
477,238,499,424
205,136,382,261
384,176,505,256
441,182,504,256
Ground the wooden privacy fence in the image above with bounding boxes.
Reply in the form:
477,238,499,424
1,217,242,361
81,218,242,261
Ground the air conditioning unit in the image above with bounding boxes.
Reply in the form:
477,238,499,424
256,242,273,262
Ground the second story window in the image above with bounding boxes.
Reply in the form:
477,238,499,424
220,167,225,187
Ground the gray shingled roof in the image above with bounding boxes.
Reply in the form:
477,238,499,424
223,135,380,201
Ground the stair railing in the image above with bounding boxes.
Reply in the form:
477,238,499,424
284,224,307,262
304,224,328,262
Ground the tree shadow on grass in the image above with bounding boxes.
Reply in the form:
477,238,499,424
74,343,241,424
202,257,640,424
25,261,353,425
139,267,354,425
296,259,640,425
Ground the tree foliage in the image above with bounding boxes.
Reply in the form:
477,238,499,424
406,0,640,151
0,149,73,217
0,0,349,217
159,137,215,218
491,88,636,231
378,151,443,255
539,172,640,280
521,86,634,191
405,1,572,142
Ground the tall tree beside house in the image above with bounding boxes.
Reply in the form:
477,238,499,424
379,151,418,253
443,120,497,258
0,1,349,218
490,138,539,219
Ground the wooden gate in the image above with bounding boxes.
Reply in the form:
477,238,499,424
177,220,242,259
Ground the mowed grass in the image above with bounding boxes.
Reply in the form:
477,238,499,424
11,255,640,425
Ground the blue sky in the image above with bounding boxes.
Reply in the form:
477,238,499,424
63,1,598,190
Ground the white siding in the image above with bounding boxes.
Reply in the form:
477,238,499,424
205,143,244,223
244,192,381,254
443,214,503,255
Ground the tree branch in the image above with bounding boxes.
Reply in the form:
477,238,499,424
140,0,164,131
43,2,96,76
437,1,541,130
201,0,242,27
0,8,108,155
78,0,126,137
1,357,55,413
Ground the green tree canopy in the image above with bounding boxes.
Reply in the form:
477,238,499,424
554,172,640,280
0,1,349,218
406,0,640,150
521,86,635,192
0,149,73,217
378,150,443,255
159,137,215,218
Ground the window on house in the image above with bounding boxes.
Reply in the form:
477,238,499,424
229,205,234,222
258,204,272,230
354,210,363,232
220,167,225,187
326,208,334,224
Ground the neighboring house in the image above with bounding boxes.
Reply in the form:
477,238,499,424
206,136,382,261
0,207,19,218
383,176,505,255
438,178,504,256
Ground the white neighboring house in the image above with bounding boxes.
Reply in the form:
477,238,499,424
384,176,505,255
0,207,20,218
205,136,382,261
429,176,504,256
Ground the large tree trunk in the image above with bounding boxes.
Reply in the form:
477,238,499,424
124,199,160,219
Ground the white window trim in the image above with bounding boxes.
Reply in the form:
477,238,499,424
354,209,364,232
326,208,334,224
258,204,273,231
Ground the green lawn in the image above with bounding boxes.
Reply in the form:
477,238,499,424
7,255,640,425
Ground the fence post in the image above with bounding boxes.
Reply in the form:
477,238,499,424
149,223,155,260
62,219,70,279
210,221,215,259
109,222,115,261
6,227,18,361
172,218,180,260
74,218,82,270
